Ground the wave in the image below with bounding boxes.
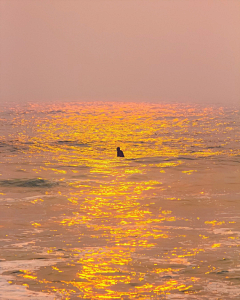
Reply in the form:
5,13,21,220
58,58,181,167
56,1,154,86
57,140,89,147
0,178,58,188
177,156,196,160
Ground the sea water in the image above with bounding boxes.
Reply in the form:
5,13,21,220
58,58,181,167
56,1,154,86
0,102,240,299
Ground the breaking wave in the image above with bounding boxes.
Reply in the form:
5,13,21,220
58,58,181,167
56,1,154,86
0,178,58,188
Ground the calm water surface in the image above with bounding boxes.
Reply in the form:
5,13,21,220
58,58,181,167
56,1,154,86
0,102,240,299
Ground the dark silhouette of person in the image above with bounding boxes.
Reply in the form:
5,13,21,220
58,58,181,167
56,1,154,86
117,147,124,157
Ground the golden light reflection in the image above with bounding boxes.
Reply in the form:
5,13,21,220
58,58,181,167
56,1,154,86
3,102,240,299
205,220,225,226
18,102,237,162
31,222,41,227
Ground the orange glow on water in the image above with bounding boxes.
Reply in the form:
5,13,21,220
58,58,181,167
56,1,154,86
1,102,240,298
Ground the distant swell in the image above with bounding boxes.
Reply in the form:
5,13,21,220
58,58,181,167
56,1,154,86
0,178,58,188
57,140,89,147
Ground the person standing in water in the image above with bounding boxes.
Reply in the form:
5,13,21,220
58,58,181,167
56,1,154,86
117,147,124,157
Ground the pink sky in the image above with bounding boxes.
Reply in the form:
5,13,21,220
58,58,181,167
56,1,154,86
1,0,240,104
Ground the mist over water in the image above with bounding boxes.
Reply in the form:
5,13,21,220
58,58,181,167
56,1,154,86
0,102,240,299
1,1,240,105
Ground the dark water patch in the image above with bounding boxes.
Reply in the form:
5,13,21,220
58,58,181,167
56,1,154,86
16,169,27,172
23,142,34,145
3,270,25,275
206,146,223,149
0,142,7,147
74,143,89,147
216,270,229,275
48,110,66,114
231,160,240,164
177,156,196,160
57,140,74,144
0,141,33,153
9,146,22,152
125,140,145,144
128,282,142,287
163,158,179,162
57,141,89,147
0,178,58,188
162,275,172,279
126,158,138,161
227,277,240,281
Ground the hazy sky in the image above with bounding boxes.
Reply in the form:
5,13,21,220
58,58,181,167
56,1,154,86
1,0,240,104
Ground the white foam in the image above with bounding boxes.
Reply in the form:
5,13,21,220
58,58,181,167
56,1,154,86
0,260,58,300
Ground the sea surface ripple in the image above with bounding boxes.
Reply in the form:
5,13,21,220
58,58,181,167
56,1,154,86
0,102,240,299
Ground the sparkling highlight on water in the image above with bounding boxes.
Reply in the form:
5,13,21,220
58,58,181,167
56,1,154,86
0,102,240,299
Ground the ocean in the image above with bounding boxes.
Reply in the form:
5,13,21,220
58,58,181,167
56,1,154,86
0,102,240,299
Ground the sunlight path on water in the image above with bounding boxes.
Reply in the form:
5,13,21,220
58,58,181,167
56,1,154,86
0,102,240,299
